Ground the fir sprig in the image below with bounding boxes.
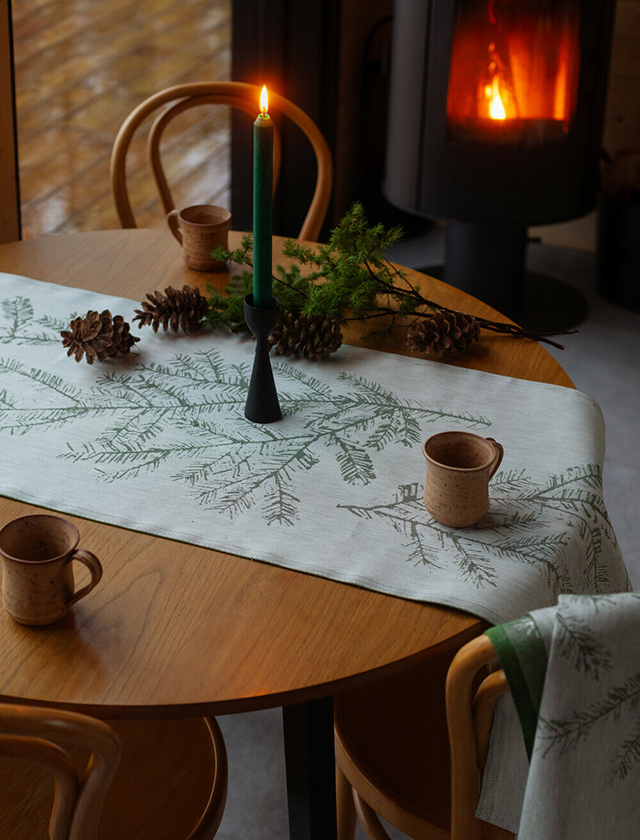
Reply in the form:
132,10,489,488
205,203,575,349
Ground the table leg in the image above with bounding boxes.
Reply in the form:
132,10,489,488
282,696,337,840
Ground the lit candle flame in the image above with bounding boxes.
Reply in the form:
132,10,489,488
487,77,506,120
260,85,269,114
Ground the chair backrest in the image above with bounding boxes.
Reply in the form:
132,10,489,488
0,703,121,840
110,81,333,242
446,633,509,840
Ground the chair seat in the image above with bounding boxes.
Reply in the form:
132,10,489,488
334,647,513,840
0,716,226,839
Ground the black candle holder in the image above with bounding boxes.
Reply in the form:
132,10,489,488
244,294,282,424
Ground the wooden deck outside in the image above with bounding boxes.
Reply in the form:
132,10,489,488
12,0,232,238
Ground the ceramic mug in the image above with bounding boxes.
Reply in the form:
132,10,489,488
167,204,231,271
0,514,103,625
422,431,504,528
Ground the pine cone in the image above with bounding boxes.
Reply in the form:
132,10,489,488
268,311,343,360
406,310,481,356
61,310,140,364
133,285,209,333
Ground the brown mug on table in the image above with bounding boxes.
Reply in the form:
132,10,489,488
0,514,103,625
167,204,231,271
422,431,504,528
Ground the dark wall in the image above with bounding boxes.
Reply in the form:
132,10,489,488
231,0,340,239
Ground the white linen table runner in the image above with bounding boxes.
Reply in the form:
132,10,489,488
0,272,630,625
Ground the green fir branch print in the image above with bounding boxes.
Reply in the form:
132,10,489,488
555,609,613,679
0,296,73,344
36,314,79,332
488,466,617,593
0,388,16,408
611,720,640,783
340,465,616,590
263,475,301,526
573,592,640,611
525,596,640,789
331,436,376,485
537,671,640,784
1,297,33,340
448,535,500,588
339,483,499,586
0,337,489,526
191,434,320,520
406,525,444,569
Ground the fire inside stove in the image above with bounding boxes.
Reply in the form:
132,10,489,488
446,0,581,144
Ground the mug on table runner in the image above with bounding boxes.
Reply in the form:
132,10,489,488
422,431,504,528
167,204,231,271
0,514,103,626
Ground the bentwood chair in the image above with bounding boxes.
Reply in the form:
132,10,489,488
110,81,333,242
334,634,513,840
0,704,228,840
0,703,119,840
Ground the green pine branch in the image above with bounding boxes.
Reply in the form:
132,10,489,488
204,202,576,349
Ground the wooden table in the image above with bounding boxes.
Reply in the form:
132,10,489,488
0,230,573,839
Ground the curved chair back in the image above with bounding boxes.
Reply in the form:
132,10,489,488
110,81,333,242
0,703,120,840
334,633,510,840
0,707,227,840
446,633,510,840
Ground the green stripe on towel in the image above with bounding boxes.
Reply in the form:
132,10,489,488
485,615,548,759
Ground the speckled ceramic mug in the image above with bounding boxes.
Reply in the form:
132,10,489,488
167,204,231,271
0,515,102,625
422,431,504,528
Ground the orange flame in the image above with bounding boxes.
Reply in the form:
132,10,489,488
485,77,506,120
260,85,269,114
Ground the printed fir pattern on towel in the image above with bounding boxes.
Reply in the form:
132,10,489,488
536,593,640,784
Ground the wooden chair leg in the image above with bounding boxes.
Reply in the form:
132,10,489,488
336,761,357,840
353,790,393,840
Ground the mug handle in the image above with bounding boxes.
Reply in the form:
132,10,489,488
486,438,504,479
167,209,182,244
65,549,103,608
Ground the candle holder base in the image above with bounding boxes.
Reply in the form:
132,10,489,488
244,295,282,424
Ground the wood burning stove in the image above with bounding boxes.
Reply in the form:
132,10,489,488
384,0,616,316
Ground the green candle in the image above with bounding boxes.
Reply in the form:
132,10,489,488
253,86,273,308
